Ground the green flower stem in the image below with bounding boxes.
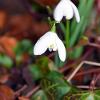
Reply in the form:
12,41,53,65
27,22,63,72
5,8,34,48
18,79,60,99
51,22,56,32
66,20,70,48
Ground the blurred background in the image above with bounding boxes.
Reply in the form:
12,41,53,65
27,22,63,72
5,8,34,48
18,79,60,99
0,0,100,100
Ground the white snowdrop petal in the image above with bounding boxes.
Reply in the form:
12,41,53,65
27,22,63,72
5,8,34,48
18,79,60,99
33,32,54,55
69,1,80,22
55,36,66,62
63,0,74,20
34,42,47,55
34,39,48,55
54,0,64,22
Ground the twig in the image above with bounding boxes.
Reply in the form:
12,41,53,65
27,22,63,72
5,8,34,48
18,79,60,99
94,74,100,85
77,85,97,89
91,74,100,90
90,74,97,91
26,85,40,98
60,48,93,73
15,85,28,96
88,42,100,48
75,68,100,76
67,61,100,82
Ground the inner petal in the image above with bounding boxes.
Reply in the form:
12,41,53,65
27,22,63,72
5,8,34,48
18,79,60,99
48,48,53,52
48,43,57,52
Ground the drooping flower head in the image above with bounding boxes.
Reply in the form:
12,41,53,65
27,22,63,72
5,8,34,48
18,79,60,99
54,0,80,23
33,32,66,62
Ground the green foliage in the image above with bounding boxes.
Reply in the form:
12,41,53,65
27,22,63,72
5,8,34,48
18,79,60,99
80,93,94,100
14,39,33,64
70,0,94,47
0,55,13,69
69,0,94,59
14,39,33,55
69,46,83,59
64,90,100,100
80,91,100,100
41,71,71,100
29,64,43,80
54,52,65,68
31,90,48,100
29,56,57,80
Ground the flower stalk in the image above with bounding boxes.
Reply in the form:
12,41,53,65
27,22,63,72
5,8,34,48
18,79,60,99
66,20,70,48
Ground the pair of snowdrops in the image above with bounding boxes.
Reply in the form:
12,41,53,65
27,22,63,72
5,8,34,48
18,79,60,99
34,0,80,62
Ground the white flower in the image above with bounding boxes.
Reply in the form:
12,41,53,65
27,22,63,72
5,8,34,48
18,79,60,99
54,0,80,23
33,32,66,62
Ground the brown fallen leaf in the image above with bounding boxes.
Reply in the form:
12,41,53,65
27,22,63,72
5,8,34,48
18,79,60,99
0,74,10,84
8,14,33,34
0,10,7,30
32,21,50,38
0,0,29,14
18,96,30,100
0,36,17,58
0,85,15,100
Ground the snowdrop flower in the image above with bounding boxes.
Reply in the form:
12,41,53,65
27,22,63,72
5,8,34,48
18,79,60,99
54,0,80,23
33,32,66,62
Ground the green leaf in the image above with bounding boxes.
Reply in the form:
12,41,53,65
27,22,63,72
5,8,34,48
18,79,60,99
80,91,100,100
63,85,81,99
69,46,83,59
29,56,58,81
95,90,100,95
36,56,51,75
64,90,100,100
36,56,49,68
80,93,94,100
36,56,57,73
70,0,94,47
94,90,100,100
54,52,65,68
29,64,43,80
41,71,71,100
60,23,66,35
31,90,48,100
14,39,33,55
0,55,13,69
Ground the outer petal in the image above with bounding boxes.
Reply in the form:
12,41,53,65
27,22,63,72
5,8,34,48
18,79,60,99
55,35,66,62
33,32,55,55
53,0,64,22
69,0,80,22
63,0,74,20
